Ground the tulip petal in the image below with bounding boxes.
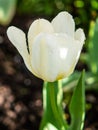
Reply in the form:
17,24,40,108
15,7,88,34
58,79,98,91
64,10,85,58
75,28,86,43
7,26,32,72
51,11,75,37
30,33,83,82
28,19,54,52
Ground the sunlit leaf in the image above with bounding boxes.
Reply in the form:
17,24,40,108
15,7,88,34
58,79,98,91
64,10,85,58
88,19,98,74
68,71,85,130
62,71,80,91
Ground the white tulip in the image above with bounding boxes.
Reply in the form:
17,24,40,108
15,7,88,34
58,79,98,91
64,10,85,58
7,11,85,82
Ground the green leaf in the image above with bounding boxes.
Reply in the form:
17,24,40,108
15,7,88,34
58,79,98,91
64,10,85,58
40,81,68,130
0,0,17,25
62,71,80,91
68,71,85,130
88,19,98,74
62,71,98,92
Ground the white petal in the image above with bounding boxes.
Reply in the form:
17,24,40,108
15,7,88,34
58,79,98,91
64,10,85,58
28,19,54,52
7,26,32,72
30,33,83,82
75,28,85,43
51,11,75,37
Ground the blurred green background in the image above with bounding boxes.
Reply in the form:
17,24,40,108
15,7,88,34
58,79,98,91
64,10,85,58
0,0,98,30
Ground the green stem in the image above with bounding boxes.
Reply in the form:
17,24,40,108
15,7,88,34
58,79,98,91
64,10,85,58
40,81,68,130
49,82,64,128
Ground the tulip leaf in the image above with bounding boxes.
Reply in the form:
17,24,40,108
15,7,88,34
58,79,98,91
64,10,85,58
62,71,80,91
40,81,68,130
68,70,85,130
88,18,98,74
0,0,16,25
62,71,98,91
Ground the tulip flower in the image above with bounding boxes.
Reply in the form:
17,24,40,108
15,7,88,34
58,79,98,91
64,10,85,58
7,11,85,82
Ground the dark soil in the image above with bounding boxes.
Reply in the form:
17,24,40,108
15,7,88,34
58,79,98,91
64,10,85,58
0,15,98,130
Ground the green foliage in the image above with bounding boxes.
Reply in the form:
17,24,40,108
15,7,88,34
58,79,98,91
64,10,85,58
40,71,85,130
40,81,68,130
0,0,98,28
68,71,85,130
88,19,98,75
0,0,16,25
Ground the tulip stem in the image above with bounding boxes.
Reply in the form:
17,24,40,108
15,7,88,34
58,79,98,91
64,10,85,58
49,81,67,129
40,81,68,130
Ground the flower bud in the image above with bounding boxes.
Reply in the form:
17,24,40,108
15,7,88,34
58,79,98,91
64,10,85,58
7,11,85,82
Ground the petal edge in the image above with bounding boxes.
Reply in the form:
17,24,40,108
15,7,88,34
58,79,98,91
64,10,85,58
51,11,75,37
7,26,32,72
